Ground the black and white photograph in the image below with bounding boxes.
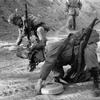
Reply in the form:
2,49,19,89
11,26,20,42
0,0,100,100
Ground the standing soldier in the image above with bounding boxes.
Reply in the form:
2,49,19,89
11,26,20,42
65,0,82,30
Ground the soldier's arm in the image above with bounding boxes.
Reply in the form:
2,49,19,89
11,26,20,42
35,44,59,94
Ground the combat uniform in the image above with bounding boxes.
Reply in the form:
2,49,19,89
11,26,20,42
15,15,40,46
8,13,46,46
40,29,99,83
35,18,100,96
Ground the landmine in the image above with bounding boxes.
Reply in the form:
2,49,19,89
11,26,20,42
41,82,64,95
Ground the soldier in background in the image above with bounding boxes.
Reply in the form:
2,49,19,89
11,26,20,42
65,0,82,30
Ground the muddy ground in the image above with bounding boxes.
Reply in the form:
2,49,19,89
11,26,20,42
0,45,40,100
0,21,100,100
0,40,100,100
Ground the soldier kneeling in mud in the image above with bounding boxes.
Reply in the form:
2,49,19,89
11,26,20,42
35,18,100,97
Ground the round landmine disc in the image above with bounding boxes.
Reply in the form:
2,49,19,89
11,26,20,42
41,82,64,95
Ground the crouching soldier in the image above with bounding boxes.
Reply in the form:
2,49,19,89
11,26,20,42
35,18,100,96
8,7,42,47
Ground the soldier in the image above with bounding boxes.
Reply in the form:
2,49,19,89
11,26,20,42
8,12,47,46
15,14,40,46
65,0,82,30
35,18,100,96
7,7,44,47
27,26,48,72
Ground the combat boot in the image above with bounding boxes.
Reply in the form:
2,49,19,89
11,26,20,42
91,67,100,97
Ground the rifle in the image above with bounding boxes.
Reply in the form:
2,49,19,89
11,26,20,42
24,3,31,47
25,4,28,28
73,17,99,82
